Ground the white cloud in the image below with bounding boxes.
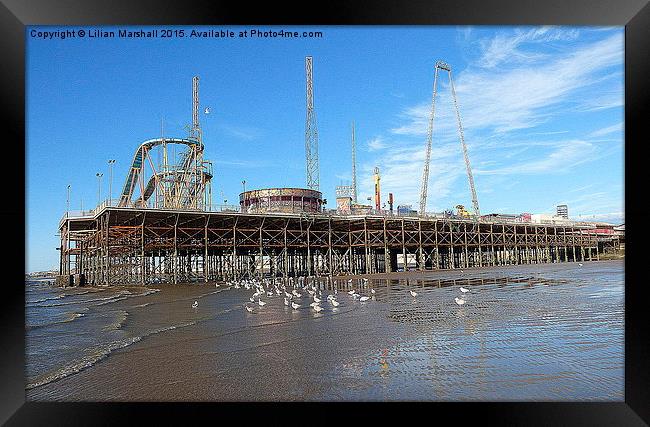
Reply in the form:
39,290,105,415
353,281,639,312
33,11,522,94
367,137,388,151
478,27,580,69
589,122,623,137
219,124,261,141
475,140,597,175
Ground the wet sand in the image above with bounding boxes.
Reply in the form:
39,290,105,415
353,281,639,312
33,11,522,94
26,260,624,401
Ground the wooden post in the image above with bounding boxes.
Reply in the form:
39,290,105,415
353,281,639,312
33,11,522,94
328,217,333,277
434,220,440,270
401,219,407,271
307,218,313,276
284,218,289,281
106,211,111,285
259,217,265,279
141,212,146,285
204,215,209,282
383,217,390,273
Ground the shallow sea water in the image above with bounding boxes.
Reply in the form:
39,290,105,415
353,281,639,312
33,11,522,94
26,260,624,401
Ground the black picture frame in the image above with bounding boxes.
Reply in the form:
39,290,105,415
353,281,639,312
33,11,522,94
3,0,648,424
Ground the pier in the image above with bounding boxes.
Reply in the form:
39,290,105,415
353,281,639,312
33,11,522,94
57,206,605,286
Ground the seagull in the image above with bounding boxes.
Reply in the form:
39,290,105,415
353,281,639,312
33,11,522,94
460,287,469,293
192,300,198,308
578,263,583,267
348,290,356,296
353,293,361,300
331,299,340,307
285,291,292,299
204,107,211,114
249,297,255,302
309,301,319,307
284,297,290,306
371,289,376,294
313,296,321,303
244,305,253,313
409,290,418,297
359,296,370,302
215,283,220,288
313,304,324,312
291,302,300,310
258,299,266,306
454,297,465,305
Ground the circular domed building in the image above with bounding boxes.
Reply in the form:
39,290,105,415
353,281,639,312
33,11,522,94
239,187,323,214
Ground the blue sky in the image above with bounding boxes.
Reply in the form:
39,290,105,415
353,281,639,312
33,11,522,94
26,26,624,272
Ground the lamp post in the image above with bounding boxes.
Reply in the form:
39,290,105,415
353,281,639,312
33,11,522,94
108,159,116,205
66,185,71,215
96,173,103,206
242,180,246,193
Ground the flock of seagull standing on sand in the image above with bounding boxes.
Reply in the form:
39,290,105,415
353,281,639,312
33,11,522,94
189,276,474,311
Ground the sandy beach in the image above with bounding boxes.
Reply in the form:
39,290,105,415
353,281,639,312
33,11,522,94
26,260,624,401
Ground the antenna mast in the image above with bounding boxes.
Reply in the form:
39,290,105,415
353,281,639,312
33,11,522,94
305,56,320,191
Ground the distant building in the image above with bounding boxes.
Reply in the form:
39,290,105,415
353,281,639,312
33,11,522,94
556,204,569,219
481,213,518,221
397,205,417,216
351,203,372,215
531,213,572,224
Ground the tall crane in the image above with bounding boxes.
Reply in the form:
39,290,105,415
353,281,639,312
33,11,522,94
305,56,320,191
419,60,480,217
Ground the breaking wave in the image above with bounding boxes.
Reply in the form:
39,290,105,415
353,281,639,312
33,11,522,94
26,320,196,390
26,310,87,330
102,310,129,331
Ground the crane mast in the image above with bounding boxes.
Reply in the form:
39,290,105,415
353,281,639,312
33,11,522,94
419,66,440,215
449,68,480,217
419,60,480,218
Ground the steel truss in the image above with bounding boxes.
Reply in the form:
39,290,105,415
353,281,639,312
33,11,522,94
59,209,603,286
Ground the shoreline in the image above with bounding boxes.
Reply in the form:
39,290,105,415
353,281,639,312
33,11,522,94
44,259,624,289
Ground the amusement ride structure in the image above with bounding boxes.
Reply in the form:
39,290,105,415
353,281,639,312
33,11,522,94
118,76,213,210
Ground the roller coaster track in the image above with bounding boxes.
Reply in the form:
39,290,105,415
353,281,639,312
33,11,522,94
118,137,204,208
